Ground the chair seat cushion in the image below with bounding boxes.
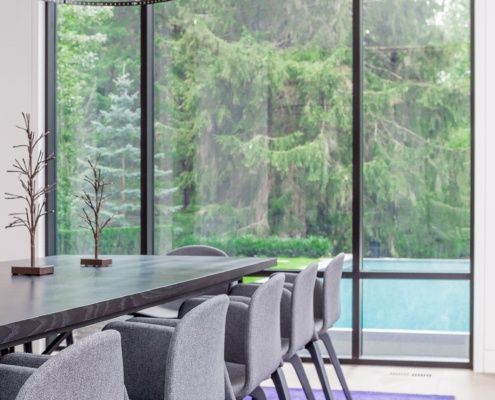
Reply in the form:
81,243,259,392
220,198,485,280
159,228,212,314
314,318,324,335
281,338,290,356
0,354,51,369
225,362,246,396
131,300,184,318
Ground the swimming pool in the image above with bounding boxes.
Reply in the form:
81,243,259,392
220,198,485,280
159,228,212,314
343,257,470,274
335,258,471,333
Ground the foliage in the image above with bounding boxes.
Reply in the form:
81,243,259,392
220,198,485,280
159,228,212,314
56,6,114,232
360,0,471,258
85,71,141,225
56,0,471,260
58,225,140,255
59,226,331,258
174,234,329,258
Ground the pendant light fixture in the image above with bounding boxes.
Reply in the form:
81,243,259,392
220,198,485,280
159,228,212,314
40,0,170,6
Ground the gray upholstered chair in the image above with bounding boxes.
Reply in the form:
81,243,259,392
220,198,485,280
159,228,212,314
230,262,319,400
180,273,287,400
105,294,231,400
306,253,351,400
0,330,128,400
279,262,319,400
167,244,228,257
133,245,229,318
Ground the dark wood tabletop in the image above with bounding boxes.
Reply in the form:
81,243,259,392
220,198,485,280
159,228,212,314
0,255,276,349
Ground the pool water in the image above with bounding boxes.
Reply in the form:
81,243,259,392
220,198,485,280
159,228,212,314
335,258,470,333
344,258,470,274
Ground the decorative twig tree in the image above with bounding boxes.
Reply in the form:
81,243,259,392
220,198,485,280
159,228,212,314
5,113,56,276
77,156,114,267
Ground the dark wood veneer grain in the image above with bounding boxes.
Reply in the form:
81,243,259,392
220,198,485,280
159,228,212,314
0,255,276,349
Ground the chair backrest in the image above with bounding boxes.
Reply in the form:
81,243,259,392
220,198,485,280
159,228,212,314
244,273,285,395
167,245,231,295
166,245,228,257
165,294,230,400
15,331,127,400
286,262,318,359
319,253,345,333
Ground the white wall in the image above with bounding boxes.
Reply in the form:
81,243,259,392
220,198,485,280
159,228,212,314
474,0,495,373
0,0,44,262
0,0,494,372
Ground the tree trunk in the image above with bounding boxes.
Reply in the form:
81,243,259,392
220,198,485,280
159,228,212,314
95,236,99,260
30,231,35,267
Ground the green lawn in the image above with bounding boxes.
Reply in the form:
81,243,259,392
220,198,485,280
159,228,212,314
243,257,319,283
272,257,319,270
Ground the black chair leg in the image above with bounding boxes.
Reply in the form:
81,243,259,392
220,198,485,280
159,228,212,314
306,341,334,400
66,332,74,346
289,354,316,400
250,386,267,400
271,367,292,400
320,332,352,400
23,342,33,353
43,332,72,355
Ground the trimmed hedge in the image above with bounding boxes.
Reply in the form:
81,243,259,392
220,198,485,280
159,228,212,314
58,226,332,258
175,234,331,258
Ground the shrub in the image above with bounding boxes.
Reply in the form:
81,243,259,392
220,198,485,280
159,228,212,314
58,226,332,258
174,234,331,258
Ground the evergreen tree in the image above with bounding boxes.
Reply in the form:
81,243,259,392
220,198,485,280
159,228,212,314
82,70,179,227
56,6,114,234
86,71,141,225
57,0,471,259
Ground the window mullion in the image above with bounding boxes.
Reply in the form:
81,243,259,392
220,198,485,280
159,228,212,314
352,0,364,361
141,4,155,255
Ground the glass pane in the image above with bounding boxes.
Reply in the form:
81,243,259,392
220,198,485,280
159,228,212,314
363,258,470,274
56,6,141,255
154,0,353,262
362,1,471,266
327,277,352,358
362,279,470,361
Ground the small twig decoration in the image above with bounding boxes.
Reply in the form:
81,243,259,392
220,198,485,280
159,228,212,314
77,156,114,260
5,113,56,268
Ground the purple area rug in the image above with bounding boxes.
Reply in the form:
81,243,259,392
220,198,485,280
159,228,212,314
258,387,455,400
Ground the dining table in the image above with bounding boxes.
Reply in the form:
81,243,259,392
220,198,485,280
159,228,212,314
0,254,276,351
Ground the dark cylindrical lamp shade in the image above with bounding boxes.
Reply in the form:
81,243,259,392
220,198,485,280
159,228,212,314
40,0,170,5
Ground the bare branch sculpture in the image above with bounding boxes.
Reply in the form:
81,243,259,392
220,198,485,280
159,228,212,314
5,113,56,273
77,156,114,263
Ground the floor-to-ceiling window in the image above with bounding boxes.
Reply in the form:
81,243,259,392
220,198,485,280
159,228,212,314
47,0,472,366
360,0,471,362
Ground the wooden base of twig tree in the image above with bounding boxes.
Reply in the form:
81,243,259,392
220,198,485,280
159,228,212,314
80,258,112,267
11,265,54,276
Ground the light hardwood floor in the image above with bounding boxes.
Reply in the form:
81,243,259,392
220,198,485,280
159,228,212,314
269,363,495,400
